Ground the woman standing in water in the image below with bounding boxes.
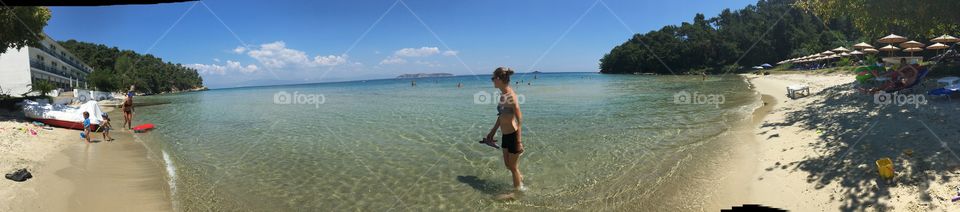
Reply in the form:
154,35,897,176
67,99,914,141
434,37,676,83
485,67,525,191
122,85,135,129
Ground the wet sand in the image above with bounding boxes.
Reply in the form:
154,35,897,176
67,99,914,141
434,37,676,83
703,94,777,210
0,108,171,212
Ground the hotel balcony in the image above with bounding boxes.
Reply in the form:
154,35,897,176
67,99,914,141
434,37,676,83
32,45,92,74
30,60,85,82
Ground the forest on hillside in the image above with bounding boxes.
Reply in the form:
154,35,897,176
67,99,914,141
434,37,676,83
58,40,204,93
599,0,858,74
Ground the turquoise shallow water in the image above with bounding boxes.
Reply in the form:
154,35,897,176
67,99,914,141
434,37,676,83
132,72,758,211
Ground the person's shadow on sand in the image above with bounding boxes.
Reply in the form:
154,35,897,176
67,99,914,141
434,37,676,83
457,175,510,195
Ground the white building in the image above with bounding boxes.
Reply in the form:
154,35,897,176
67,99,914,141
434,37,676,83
0,33,94,97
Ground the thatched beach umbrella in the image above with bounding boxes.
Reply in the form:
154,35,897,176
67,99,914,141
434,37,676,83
862,48,879,54
849,50,864,60
931,34,959,43
853,42,874,49
880,45,900,56
927,43,949,50
832,46,851,52
840,52,851,57
821,50,835,55
903,47,923,56
878,34,907,44
899,40,925,49
926,42,949,57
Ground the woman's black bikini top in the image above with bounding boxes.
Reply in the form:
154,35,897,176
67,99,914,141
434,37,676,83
496,95,515,116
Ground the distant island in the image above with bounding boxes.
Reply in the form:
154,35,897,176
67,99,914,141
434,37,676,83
396,73,454,79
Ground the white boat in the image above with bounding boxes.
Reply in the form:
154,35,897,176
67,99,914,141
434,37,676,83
22,100,104,130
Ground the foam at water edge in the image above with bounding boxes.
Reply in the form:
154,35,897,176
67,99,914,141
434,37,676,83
162,150,179,211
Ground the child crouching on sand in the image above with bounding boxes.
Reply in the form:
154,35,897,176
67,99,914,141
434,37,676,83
100,113,114,141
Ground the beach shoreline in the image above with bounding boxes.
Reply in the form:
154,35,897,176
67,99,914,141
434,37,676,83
0,106,172,212
738,73,858,210
736,72,960,211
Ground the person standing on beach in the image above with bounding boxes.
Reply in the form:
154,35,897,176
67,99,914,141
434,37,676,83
122,85,135,129
484,67,525,191
100,113,114,141
82,111,92,143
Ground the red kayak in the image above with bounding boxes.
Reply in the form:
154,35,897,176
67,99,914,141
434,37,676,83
132,123,155,133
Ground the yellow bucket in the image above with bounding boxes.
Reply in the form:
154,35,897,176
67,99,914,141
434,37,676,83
876,157,894,179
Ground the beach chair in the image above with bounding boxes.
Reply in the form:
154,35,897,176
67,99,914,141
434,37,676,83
885,67,930,94
928,85,958,101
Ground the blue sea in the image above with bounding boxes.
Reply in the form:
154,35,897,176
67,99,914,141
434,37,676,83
131,72,760,211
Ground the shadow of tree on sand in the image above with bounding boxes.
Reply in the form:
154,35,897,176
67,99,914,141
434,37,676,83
760,81,960,211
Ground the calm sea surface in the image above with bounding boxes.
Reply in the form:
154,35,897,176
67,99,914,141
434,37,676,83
132,72,759,211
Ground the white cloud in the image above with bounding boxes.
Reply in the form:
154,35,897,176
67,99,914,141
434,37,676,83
226,60,259,73
187,63,227,75
233,46,246,54
394,47,440,57
186,60,259,75
379,46,457,66
314,55,348,66
245,41,347,69
380,56,407,65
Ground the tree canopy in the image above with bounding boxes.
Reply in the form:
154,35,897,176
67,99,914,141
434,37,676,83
0,7,51,54
796,0,960,40
58,40,204,93
600,0,860,74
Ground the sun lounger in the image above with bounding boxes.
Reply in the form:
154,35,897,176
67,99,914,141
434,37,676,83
928,84,959,100
885,67,930,93
937,76,960,87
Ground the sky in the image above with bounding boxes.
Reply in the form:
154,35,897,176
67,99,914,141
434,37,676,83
44,0,757,88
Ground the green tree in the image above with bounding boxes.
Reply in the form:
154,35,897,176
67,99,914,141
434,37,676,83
600,0,862,75
58,40,204,93
796,0,960,39
0,7,51,54
24,79,55,97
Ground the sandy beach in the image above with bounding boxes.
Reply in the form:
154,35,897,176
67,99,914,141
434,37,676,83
0,106,171,212
739,73,960,211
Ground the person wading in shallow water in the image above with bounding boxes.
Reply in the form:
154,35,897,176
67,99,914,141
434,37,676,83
484,67,525,192
122,85,135,129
